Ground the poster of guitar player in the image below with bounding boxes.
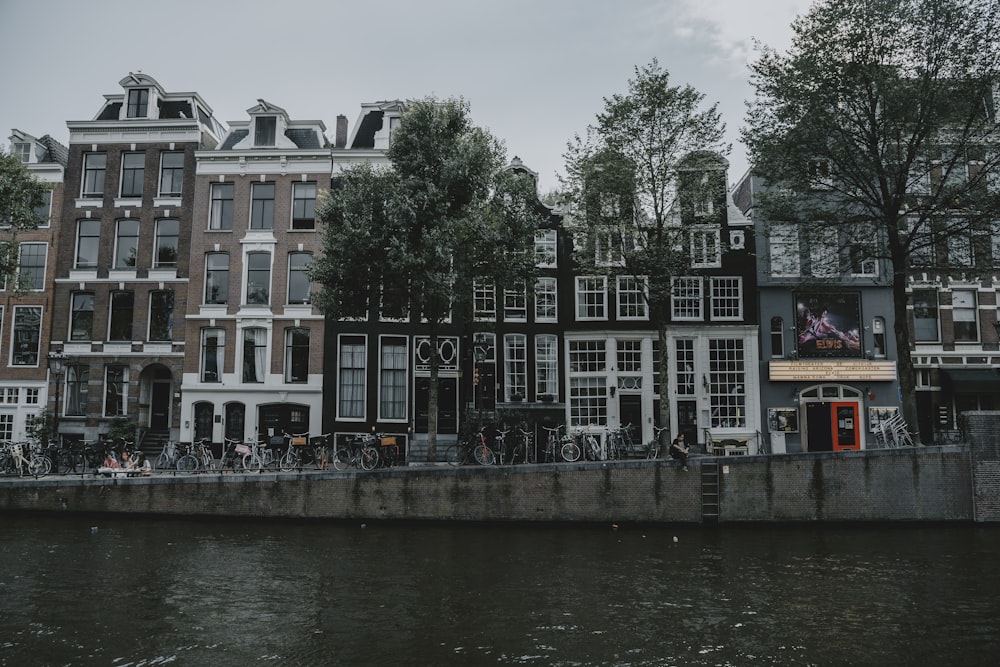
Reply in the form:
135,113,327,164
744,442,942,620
795,292,862,358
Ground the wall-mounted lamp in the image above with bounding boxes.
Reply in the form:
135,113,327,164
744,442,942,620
609,385,616,397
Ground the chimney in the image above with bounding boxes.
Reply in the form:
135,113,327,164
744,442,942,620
335,115,348,148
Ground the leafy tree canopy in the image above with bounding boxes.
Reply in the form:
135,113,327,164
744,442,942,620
0,150,50,284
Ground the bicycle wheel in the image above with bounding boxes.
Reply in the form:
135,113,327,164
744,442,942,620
279,451,296,472
154,453,171,470
359,445,380,471
525,442,536,464
473,443,496,466
29,456,50,476
332,448,352,471
446,445,464,466
176,454,198,472
508,445,523,464
561,441,581,462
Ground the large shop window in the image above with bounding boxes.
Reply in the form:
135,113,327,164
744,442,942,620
708,339,746,429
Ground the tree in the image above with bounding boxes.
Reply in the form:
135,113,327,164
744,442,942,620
561,60,729,442
312,98,542,460
743,0,1000,442
0,150,50,288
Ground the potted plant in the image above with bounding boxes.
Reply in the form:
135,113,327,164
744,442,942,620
509,392,524,402
539,394,555,403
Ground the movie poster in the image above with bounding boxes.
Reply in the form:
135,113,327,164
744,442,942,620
795,292,862,358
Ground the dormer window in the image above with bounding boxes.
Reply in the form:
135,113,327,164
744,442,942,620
13,142,31,163
127,89,149,118
255,116,276,147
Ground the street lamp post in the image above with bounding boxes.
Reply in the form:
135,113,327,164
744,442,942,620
47,352,68,447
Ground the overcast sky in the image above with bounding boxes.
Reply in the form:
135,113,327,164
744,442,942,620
0,0,812,192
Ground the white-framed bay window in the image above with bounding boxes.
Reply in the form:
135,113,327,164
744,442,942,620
568,339,607,428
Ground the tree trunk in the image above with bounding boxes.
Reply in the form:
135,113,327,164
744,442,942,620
891,270,922,445
427,328,440,461
655,316,672,448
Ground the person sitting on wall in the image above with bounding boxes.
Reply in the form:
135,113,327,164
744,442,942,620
670,434,690,472
134,452,152,476
103,451,119,469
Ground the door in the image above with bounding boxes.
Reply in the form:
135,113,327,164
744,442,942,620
805,402,833,452
832,402,860,451
151,382,170,429
618,395,642,443
676,400,697,444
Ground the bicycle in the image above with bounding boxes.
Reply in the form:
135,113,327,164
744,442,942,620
645,425,668,459
446,427,495,466
510,428,536,464
541,425,581,463
577,429,605,461
494,428,511,464
332,434,381,471
280,432,327,471
177,438,214,472
155,440,185,471
607,423,638,459
240,438,275,471
2,441,50,477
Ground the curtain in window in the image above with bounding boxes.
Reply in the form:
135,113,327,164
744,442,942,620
339,343,365,417
380,342,406,419
244,328,267,382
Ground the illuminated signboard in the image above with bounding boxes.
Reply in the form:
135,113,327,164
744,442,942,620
769,360,897,382
795,292,862,358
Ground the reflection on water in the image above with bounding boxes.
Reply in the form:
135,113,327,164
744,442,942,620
1,516,999,666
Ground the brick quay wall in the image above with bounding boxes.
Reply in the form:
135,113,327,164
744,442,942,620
0,444,984,523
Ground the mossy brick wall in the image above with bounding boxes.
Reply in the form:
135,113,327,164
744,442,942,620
965,411,1000,522
0,446,983,523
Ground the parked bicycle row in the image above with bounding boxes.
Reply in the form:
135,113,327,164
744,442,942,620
446,423,669,466
1,437,139,477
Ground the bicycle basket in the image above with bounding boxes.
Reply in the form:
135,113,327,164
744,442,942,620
291,436,308,446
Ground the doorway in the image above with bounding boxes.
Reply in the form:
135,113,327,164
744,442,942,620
618,394,642,442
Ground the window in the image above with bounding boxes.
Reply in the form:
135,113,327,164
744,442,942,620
948,232,973,267
11,306,42,365
504,334,527,400
114,220,139,269
25,388,39,405
810,228,838,277
201,328,224,382
617,339,642,373
70,292,95,341
672,277,703,320
288,252,312,304
535,277,557,322
154,219,179,268
3,388,17,404
569,339,606,373
873,317,887,358
473,280,496,320
127,88,149,118
709,339,746,428
710,277,743,320
246,252,271,304
292,182,317,230
769,223,800,277
952,290,978,341
205,253,229,304
158,152,184,197
338,336,366,418
379,338,407,420
76,220,101,269
17,242,46,290
535,229,557,267
535,334,558,399
912,289,939,341
576,276,607,320
992,221,1000,262
66,365,89,416
13,142,31,163
34,190,52,226
850,244,878,276
286,328,310,384
504,284,527,321
148,290,174,341
250,182,275,229
569,377,607,427
209,183,234,230
120,152,144,198
0,415,12,441
770,317,784,358
105,366,128,416
242,327,267,383
617,276,647,320
255,116,276,147
908,217,936,266
109,291,134,341
808,159,833,189
676,339,695,396
691,227,721,268
82,153,106,198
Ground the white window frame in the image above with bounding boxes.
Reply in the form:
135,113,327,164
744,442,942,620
690,226,721,268
158,151,184,197
769,223,801,277
209,182,234,231
81,152,106,198
337,335,367,421
201,328,225,383
11,305,42,367
291,182,317,230
710,277,743,321
504,334,527,400
809,227,838,277
535,277,558,323
534,229,557,268
154,218,179,268
503,283,527,322
17,242,47,291
535,334,558,399
241,326,269,383
473,280,496,321
250,181,275,230
114,220,139,269
951,290,978,342
103,365,129,417
378,336,408,422
119,152,145,199
671,277,703,321
575,276,607,321
284,327,310,384
287,252,313,304
75,219,101,269
616,275,648,320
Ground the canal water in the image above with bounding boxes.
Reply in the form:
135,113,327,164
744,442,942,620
1,516,998,666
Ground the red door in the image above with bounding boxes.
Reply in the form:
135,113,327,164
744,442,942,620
831,402,860,451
